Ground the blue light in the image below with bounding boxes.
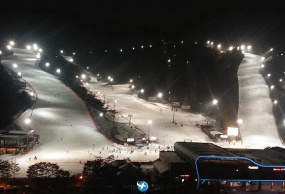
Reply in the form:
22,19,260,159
195,155,285,189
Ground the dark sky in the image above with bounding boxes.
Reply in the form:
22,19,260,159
1,0,285,52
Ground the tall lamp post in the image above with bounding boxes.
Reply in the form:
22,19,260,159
102,94,106,104
172,106,177,123
114,100,117,110
128,114,133,125
147,120,152,141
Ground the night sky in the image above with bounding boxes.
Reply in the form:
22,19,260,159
1,0,285,52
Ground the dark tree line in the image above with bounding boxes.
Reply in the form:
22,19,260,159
26,162,70,179
82,155,115,178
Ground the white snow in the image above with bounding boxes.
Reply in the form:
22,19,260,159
238,53,284,148
1,49,283,178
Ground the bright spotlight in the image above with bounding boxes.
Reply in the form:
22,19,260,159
9,41,15,46
45,62,50,67
7,45,12,50
247,45,252,50
33,44,38,50
212,99,218,105
56,68,61,73
237,119,243,124
25,118,31,124
26,45,31,50
227,127,239,136
13,63,18,68
81,74,86,79
270,48,274,51
261,57,265,61
157,92,163,98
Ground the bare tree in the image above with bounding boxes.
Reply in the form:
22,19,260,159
10,162,20,178
0,160,11,179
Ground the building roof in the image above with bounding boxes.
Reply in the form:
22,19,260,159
0,134,27,140
119,162,140,171
227,147,285,165
8,130,30,135
153,159,169,174
174,142,285,166
174,142,235,164
159,151,187,164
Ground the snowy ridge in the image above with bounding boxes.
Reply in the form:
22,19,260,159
238,53,284,148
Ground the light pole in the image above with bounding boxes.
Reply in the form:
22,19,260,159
147,120,152,141
128,114,133,125
114,100,117,110
172,106,177,123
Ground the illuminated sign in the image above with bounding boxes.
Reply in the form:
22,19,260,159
180,174,190,178
273,168,285,171
248,166,259,170
127,138,135,142
150,136,157,141
227,127,239,136
220,135,228,139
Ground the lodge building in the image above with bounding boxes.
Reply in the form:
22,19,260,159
154,142,285,191
0,130,39,154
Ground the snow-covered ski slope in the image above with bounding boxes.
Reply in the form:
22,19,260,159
238,53,284,148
